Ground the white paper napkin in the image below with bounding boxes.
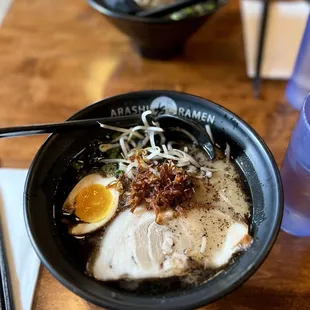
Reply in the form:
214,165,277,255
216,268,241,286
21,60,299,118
240,0,310,79
0,168,40,310
0,0,12,26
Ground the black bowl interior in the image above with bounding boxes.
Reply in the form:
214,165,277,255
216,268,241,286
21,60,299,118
24,90,283,310
87,0,224,59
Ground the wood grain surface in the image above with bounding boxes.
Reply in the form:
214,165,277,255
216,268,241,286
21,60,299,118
0,0,309,309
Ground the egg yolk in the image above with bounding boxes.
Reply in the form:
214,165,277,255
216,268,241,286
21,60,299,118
74,184,113,223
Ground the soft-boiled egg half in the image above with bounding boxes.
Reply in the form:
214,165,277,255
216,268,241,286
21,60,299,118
62,174,119,235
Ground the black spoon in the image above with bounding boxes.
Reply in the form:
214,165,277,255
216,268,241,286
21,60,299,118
0,114,215,160
156,114,215,160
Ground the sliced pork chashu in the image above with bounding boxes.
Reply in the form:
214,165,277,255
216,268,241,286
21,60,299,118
88,207,252,281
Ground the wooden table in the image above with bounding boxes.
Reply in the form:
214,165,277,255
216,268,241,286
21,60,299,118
0,0,309,309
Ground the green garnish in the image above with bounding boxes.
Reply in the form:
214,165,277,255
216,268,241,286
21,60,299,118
72,160,84,171
107,147,121,159
112,132,121,140
101,163,117,175
170,1,216,20
115,169,124,177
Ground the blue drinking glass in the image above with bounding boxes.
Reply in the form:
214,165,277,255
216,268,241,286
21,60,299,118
286,13,310,110
281,94,310,236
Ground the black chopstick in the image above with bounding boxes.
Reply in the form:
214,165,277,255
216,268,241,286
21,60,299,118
0,114,142,139
0,217,14,310
253,0,269,99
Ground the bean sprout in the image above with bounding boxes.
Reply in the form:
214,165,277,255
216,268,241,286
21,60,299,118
98,110,217,180
120,136,129,157
205,124,214,144
99,144,120,153
98,122,144,139
162,144,168,155
149,130,156,149
141,110,152,127
99,159,131,164
225,143,231,163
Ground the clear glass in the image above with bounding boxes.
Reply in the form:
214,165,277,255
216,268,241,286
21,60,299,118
286,13,310,110
281,94,310,236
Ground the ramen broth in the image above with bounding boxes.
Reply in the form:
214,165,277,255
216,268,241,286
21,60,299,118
57,114,252,294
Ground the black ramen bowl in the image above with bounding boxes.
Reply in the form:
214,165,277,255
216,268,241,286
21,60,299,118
87,0,224,59
24,90,283,310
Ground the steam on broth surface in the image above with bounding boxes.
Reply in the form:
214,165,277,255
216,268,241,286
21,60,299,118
58,111,252,293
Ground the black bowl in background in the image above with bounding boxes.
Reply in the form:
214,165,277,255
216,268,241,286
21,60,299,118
87,0,224,59
24,90,283,310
